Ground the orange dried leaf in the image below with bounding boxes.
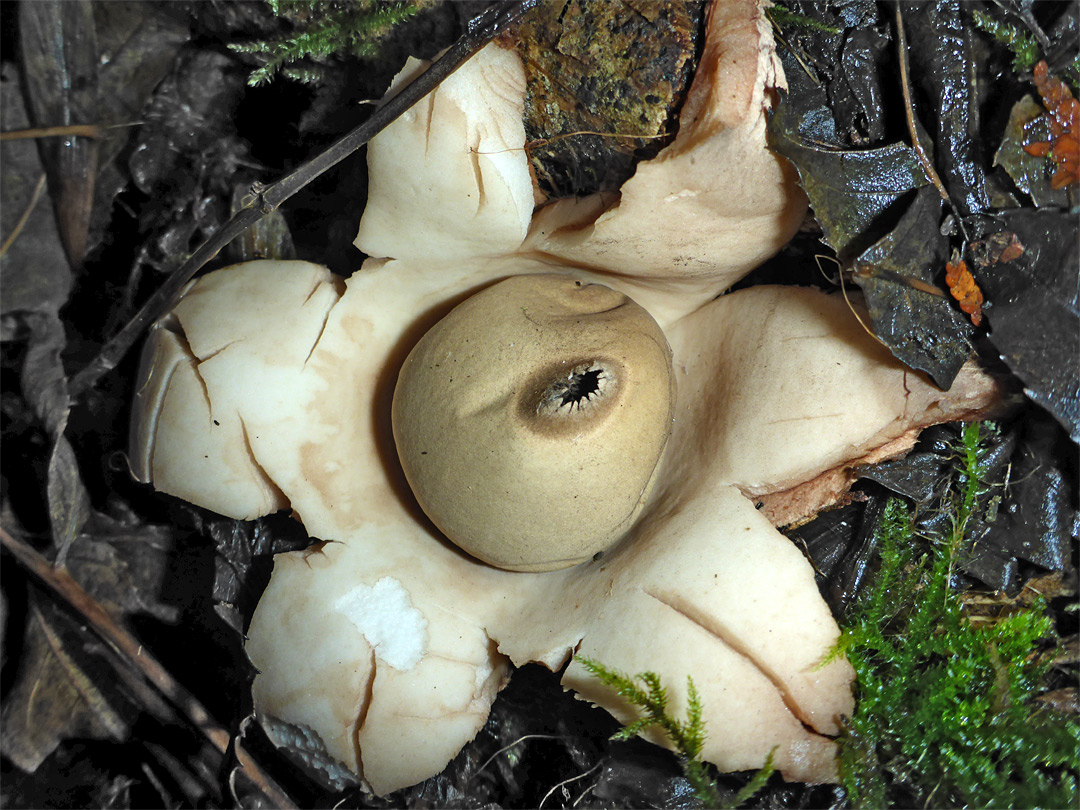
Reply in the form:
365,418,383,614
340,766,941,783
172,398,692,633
998,241,1024,263
1025,60,1080,188
945,255,984,327
1023,140,1053,157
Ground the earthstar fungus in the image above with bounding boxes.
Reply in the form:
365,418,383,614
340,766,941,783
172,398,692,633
130,0,1001,797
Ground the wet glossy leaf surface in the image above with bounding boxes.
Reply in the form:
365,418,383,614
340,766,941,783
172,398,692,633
768,49,929,263
977,209,1080,441
772,0,890,147
850,186,973,389
861,417,1077,593
995,94,1074,207
901,0,992,218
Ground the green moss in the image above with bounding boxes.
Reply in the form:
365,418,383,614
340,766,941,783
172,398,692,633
972,10,1040,74
230,0,426,87
577,658,719,805
765,4,842,36
837,423,1080,808
577,658,778,807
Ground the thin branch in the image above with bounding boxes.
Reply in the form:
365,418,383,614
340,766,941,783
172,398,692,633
0,124,104,140
893,4,953,208
469,733,568,781
69,0,540,399
0,526,298,809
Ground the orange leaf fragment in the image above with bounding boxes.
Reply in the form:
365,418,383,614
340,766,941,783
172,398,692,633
945,253,984,327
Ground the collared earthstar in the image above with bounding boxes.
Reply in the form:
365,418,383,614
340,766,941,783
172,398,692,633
130,0,999,796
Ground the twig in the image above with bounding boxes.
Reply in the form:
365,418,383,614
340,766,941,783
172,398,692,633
0,124,104,140
538,761,603,809
0,526,298,809
893,3,964,231
69,0,540,399
469,733,568,781
1011,3,1053,55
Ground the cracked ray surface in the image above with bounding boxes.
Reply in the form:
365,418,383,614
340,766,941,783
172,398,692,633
131,2,1003,797
139,251,995,791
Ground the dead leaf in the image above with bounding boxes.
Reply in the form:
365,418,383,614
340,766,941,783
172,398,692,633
20,312,89,561
768,50,930,263
900,0,991,216
0,596,135,772
86,1,189,255
1036,688,1079,715
18,0,100,267
0,64,73,325
978,209,1079,441
851,186,973,389
0,514,181,772
769,0,890,146
995,95,1073,208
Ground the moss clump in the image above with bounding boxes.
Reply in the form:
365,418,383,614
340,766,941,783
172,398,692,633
971,10,1041,74
230,0,428,86
836,423,1080,808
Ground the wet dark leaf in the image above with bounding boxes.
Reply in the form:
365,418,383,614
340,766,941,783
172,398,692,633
977,209,1079,441
0,65,73,327
128,49,251,273
591,747,698,809
768,55,930,263
854,417,1076,593
791,497,885,619
960,417,1078,590
188,512,311,636
772,0,890,146
858,451,953,504
995,95,1073,208
851,185,973,388
18,0,99,267
901,0,992,218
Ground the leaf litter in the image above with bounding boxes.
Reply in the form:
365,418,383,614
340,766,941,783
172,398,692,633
2,1,1078,808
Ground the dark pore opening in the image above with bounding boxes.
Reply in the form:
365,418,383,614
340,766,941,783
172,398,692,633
556,367,604,409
